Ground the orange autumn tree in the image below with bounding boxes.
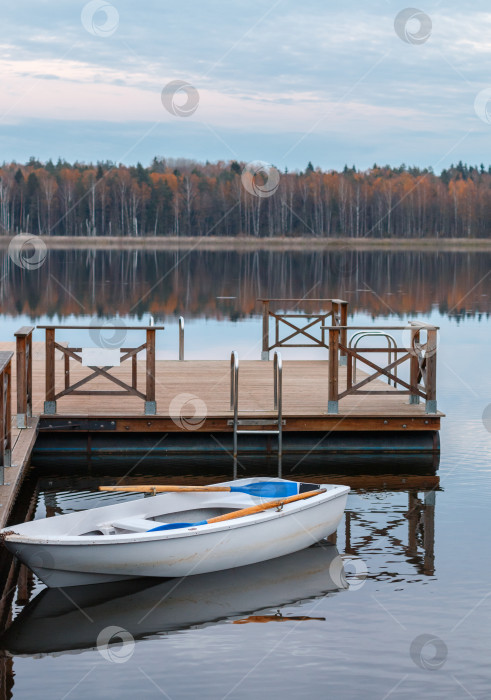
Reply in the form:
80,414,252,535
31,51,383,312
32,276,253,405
0,158,490,238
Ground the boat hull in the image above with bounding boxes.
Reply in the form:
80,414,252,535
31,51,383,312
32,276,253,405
1,478,349,587
7,493,347,586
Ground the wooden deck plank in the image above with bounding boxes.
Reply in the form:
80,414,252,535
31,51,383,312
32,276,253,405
0,342,442,429
0,417,39,529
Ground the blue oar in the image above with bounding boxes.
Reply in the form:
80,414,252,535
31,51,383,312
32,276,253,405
147,488,326,532
99,481,299,499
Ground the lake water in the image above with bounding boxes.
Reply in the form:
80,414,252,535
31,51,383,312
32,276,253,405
1,248,490,699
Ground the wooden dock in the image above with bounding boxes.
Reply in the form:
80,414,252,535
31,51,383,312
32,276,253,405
0,348,442,430
0,417,38,529
0,299,443,525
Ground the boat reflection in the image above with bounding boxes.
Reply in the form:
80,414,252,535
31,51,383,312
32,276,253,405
0,542,347,658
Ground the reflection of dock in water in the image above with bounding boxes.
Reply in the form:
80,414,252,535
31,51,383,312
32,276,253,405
0,474,439,697
325,476,437,577
335,490,436,577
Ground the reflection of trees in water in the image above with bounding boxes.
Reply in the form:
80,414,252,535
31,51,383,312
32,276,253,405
1,249,490,319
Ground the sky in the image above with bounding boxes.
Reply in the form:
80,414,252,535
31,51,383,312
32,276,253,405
1,0,491,172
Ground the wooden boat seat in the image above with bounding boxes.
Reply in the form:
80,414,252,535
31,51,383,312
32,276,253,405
110,517,156,532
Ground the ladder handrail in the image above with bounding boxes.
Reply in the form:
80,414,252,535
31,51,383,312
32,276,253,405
349,331,398,386
230,351,239,478
230,350,283,478
230,350,239,412
274,351,283,475
178,317,184,361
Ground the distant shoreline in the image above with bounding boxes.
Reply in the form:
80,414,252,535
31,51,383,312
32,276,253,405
2,235,491,251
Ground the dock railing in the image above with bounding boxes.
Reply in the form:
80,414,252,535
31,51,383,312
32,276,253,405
323,321,438,415
258,298,348,361
0,351,13,483
38,325,164,416
14,326,34,428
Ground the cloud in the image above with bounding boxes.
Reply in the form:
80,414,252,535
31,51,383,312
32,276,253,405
0,1,490,168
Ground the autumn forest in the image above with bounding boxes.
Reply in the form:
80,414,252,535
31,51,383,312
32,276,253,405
1,157,490,238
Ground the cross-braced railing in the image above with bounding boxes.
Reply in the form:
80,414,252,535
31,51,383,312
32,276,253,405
38,325,164,416
322,322,438,415
258,298,348,361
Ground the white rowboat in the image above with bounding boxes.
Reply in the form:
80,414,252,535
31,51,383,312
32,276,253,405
0,477,349,587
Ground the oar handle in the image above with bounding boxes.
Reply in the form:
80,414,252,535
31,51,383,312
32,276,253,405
99,485,232,493
205,488,326,524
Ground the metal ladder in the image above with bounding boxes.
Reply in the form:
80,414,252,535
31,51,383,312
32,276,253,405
229,350,283,479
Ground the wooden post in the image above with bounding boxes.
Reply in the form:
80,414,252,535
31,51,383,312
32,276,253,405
340,301,348,366
261,300,270,360
328,327,339,414
145,328,156,415
423,490,435,575
409,326,420,405
4,355,12,471
0,352,13,482
346,343,353,391
407,491,419,556
425,328,437,414
331,300,339,325
16,564,32,605
15,330,27,427
64,351,70,391
332,299,348,366
0,655,14,700
345,510,352,553
14,326,34,428
44,327,56,414
132,354,137,389
26,330,32,421
5,356,12,471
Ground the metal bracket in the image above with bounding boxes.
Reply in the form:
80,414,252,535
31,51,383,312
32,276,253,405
39,418,117,431
425,400,437,414
261,351,270,361
44,401,57,415
1,451,11,471
145,401,157,416
227,419,286,426
327,400,339,415
17,413,27,429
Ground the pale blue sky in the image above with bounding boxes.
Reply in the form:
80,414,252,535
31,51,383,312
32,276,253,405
1,0,490,170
